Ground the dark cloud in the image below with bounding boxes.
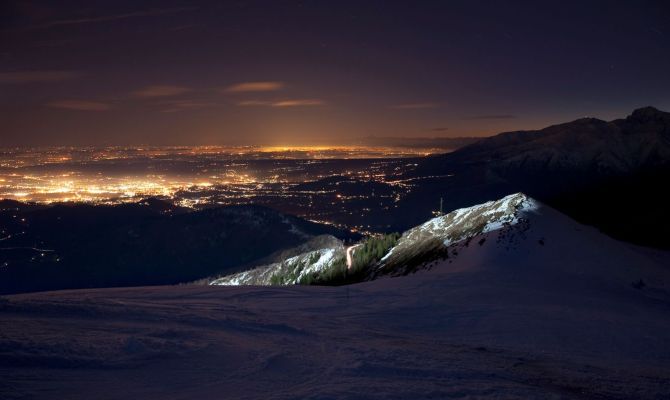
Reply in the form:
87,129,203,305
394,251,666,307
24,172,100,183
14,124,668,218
225,82,285,93
462,115,517,120
32,7,197,29
157,100,223,113
389,103,440,110
132,85,191,98
0,70,79,84
47,100,111,111
237,99,324,107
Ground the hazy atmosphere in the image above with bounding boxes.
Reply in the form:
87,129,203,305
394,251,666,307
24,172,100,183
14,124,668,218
2,0,669,145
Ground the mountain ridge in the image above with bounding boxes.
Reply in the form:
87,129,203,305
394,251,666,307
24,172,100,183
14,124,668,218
385,107,670,248
212,192,670,293
433,106,670,173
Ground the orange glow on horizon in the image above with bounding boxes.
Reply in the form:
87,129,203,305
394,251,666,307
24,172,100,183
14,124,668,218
0,145,434,205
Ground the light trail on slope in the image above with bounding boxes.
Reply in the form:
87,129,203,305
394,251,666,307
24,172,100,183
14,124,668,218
346,244,362,270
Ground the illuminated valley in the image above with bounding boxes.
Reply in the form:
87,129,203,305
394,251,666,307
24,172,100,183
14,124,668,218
0,146,444,232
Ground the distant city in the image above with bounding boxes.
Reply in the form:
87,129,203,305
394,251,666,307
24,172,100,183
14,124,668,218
0,145,454,233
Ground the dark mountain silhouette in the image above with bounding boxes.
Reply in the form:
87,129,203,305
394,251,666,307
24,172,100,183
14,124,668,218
429,106,670,173
0,198,357,294
382,107,670,248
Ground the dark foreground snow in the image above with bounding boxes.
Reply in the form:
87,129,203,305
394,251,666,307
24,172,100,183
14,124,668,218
2,197,670,399
1,281,669,398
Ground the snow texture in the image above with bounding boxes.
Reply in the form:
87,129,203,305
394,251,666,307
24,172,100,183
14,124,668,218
211,246,343,286
2,193,670,399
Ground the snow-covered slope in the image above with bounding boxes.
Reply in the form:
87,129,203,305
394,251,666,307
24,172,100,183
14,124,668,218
212,193,536,286
376,193,534,276
211,243,345,285
213,192,670,294
377,192,670,294
2,194,670,399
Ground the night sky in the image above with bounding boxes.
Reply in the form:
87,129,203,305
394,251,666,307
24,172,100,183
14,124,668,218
1,0,669,146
